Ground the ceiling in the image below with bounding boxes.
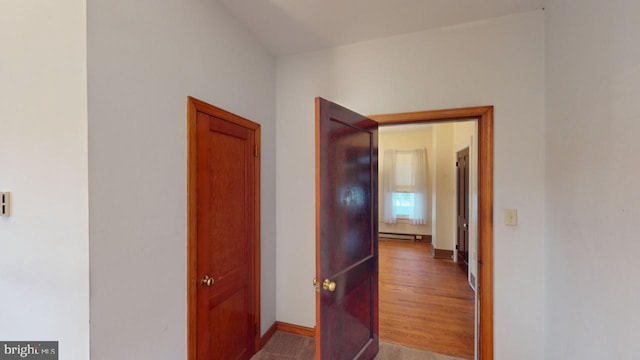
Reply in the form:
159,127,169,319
218,0,544,56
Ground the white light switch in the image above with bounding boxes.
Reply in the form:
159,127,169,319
1,192,10,217
504,208,517,226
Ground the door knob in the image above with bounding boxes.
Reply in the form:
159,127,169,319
201,275,214,287
322,279,336,292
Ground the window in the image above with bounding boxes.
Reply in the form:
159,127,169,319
392,192,416,218
382,148,428,225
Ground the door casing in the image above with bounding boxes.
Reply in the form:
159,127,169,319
370,106,493,360
187,96,262,360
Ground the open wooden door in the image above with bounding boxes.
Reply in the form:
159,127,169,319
315,97,379,360
456,147,470,274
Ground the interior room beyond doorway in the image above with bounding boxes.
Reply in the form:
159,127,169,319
378,120,478,360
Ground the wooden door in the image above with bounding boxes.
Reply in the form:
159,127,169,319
188,97,260,360
456,148,470,273
315,97,379,360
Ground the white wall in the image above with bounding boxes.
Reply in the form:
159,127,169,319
545,1,640,359
87,1,276,359
276,10,545,359
379,125,433,236
433,123,455,251
0,2,89,359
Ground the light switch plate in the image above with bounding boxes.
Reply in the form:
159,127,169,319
504,208,517,226
1,192,10,217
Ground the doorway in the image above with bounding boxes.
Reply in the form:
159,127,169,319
378,120,476,359
187,97,262,360
370,106,493,360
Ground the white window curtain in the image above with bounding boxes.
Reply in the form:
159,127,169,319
382,148,428,225
408,148,428,225
382,149,398,223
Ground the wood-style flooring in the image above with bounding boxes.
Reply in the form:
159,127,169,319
379,239,475,359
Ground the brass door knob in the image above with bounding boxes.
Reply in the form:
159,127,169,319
323,279,336,292
201,275,214,287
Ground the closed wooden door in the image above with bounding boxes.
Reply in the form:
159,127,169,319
188,97,260,360
456,147,470,273
315,97,379,360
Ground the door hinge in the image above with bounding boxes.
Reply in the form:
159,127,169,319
455,244,459,250
254,145,259,158
456,161,459,167
255,323,259,335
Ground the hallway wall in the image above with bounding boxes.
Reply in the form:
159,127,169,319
88,1,277,358
0,2,89,359
545,0,640,359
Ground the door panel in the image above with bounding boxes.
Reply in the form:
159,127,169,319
456,148,470,273
189,96,260,360
210,289,249,360
316,97,378,360
208,124,248,279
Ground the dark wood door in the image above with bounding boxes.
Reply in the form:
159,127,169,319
315,97,379,360
190,98,260,360
456,147,470,274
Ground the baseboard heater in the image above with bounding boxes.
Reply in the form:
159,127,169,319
378,232,416,241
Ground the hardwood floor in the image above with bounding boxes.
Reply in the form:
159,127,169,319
379,239,475,359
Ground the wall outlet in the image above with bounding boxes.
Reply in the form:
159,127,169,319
1,192,10,217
